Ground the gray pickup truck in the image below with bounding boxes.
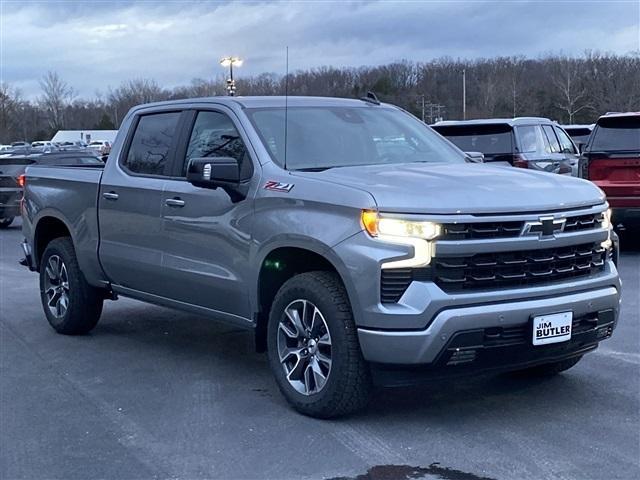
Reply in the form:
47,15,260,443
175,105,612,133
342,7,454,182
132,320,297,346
21,96,621,418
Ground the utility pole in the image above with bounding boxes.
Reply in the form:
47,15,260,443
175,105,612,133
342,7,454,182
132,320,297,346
462,69,466,120
421,94,425,123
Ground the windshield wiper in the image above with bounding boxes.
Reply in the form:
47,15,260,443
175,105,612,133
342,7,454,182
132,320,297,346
295,166,334,172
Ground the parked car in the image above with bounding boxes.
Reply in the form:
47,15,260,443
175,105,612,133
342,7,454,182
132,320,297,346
562,124,594,150
31,141,58,153
580,112,640,231
432,118,580,175
21,97,619,418
11,141,30,148
0,151,103,228
87,140,111,156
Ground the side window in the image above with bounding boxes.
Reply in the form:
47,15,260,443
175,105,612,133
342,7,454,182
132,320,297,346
541,125,561,154
516,125,546,153
184,111,250,176
554,127,577,154
123,112,180,176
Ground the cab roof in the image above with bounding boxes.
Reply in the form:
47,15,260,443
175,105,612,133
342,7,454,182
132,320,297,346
130,96,395,113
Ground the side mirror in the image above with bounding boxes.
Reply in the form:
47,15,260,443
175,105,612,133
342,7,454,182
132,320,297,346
577,142,586,154
464,151,484,163
187,156,240,188
186,156,248,202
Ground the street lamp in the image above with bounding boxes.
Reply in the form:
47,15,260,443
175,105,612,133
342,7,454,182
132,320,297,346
220,56,243,96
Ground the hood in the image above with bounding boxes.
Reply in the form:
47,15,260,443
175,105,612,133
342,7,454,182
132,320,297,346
293,163,605,214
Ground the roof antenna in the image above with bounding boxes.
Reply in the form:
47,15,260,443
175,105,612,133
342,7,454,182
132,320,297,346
360,90,380,105
284,46,289,170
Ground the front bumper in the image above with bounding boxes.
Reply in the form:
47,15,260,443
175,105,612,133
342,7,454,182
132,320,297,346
358,285,620,366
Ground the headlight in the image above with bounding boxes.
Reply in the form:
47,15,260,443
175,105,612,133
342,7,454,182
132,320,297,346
601,208,613,250
361,210,441,240
602,208,612,230
361,210,441,269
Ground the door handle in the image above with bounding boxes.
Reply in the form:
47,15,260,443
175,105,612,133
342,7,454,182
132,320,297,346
165,198,185,207
102,192,119,201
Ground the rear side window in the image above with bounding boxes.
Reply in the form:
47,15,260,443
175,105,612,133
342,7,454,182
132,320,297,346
515,125,546,153
184,111,250,176
541,125,561,153
434,124,513,155
554,127,577,154
591,116,640,152
124,112,180,176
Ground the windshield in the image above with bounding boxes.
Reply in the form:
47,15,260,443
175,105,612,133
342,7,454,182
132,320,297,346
245,106,465,170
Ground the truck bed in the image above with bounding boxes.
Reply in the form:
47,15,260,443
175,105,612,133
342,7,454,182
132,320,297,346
22,164,107,286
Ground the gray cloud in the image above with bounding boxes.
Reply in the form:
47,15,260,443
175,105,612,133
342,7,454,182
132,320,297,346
1,0,638,99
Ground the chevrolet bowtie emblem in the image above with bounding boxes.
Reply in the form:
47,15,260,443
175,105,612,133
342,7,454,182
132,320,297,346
521,216,566,238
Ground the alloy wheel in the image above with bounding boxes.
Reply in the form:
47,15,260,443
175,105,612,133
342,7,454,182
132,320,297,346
277,299,332,395
44,255,70,318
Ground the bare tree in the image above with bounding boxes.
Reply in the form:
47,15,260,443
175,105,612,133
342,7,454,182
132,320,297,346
0,83,24,142
552,58,592,123
39,71,75,131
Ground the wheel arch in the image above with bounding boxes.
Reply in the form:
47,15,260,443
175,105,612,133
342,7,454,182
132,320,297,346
33,213,74,270
253,240,359,352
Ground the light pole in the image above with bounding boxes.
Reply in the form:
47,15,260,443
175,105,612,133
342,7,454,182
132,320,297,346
220,56,243,96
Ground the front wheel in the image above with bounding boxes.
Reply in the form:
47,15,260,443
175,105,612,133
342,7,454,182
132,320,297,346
0,217,14,228
267,271,372,418
40,237,104,335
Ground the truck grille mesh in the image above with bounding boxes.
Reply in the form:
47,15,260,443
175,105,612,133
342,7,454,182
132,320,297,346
441,212,604,240
433,242,606,292
380,242,608,302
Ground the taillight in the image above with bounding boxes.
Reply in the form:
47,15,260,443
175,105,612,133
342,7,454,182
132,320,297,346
17,174,26,188
513,155,528,169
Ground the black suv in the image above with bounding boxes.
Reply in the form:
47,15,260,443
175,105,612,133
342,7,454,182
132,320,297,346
432,118,579,176
0,151,103,228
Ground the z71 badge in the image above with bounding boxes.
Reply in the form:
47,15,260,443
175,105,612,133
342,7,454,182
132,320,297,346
264,181,294,193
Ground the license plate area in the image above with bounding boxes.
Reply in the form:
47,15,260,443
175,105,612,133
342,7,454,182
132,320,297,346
532,312,572,346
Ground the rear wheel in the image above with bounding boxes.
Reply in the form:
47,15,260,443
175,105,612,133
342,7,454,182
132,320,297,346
514,355,583,377
40,237,104,335
0,217,14,228
267,271,372,418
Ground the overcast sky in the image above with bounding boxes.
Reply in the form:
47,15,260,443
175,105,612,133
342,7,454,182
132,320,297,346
2,0,639,99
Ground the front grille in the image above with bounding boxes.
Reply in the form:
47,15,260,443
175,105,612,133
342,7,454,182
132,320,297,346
433,242,607,292
441,212,604,240
0,177,18,188
0,192,20,205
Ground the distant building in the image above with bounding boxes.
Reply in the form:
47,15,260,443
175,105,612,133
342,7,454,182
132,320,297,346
51,130,118,144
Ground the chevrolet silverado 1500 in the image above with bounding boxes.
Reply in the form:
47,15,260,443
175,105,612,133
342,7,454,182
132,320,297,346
21,96,621,417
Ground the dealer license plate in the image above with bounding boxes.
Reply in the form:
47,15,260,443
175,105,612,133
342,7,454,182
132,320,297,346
532,312,572,346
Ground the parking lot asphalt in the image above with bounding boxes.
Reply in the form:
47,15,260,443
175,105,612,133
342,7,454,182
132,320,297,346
1,218,638,480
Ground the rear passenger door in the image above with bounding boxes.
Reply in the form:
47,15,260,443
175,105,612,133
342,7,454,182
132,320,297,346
156,108,257,320
98,110,184,294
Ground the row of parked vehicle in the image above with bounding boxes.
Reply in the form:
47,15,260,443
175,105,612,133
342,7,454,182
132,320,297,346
0,140,112,156
431,112,640,232
0,149,104,228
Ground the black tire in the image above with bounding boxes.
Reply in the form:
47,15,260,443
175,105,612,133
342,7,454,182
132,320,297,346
39,237,104,335
514,355,583,377
267,271,372,418
0,217,14,228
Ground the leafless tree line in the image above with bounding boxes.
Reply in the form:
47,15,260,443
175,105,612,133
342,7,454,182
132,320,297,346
1,52,638,143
